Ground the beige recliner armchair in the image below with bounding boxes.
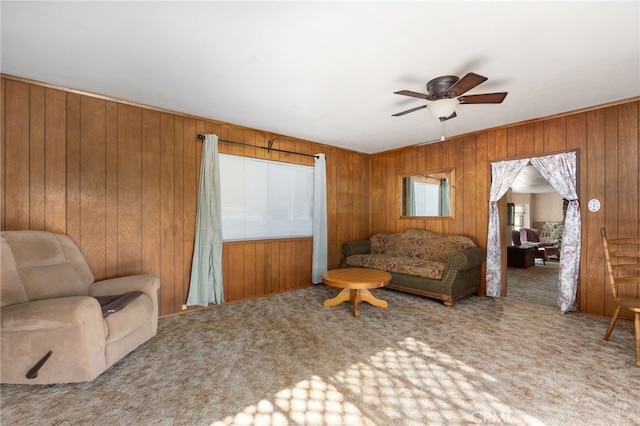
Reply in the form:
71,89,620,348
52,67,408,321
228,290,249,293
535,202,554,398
1,230,160,384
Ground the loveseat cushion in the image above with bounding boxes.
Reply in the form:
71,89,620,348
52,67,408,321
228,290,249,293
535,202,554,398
345,254,446,279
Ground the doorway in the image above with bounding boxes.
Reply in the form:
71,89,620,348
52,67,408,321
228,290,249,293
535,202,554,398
505,164,564,306
486,152,581,313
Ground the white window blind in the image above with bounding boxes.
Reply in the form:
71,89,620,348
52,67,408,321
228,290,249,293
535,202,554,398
219,154,314,241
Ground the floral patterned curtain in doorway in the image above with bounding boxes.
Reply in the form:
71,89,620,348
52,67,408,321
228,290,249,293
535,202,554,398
486,159,529,297
530,152,580,313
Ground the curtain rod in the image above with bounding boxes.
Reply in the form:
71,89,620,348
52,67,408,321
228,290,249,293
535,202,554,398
197,134,319,159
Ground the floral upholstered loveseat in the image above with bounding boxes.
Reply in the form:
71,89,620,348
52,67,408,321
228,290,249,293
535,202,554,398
532,222,564,248
341,229,486,306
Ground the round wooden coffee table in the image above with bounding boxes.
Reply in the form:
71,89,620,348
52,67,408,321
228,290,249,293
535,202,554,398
322,268,391,317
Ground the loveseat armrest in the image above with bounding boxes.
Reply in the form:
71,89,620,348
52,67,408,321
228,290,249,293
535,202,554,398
342,240,371,257
89,274,160,299
451,247,487,271
439,247,486,305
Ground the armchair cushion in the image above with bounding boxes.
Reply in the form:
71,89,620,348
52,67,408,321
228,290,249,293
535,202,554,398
19,263,88,301
1,231,93,303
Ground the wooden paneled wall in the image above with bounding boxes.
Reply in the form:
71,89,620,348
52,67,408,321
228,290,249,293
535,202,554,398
1,76,370,316
2,74,638,318
370,100,640,318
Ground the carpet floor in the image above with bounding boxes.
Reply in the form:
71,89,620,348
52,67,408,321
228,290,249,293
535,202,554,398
2,261,639,425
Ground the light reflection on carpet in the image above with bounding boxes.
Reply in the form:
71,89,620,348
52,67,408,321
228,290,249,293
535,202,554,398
213,337,546,426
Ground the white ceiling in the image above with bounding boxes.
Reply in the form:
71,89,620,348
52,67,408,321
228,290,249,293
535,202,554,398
511,165,555,194
1,1,638,154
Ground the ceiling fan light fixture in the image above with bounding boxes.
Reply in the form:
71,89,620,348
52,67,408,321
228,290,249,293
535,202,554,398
428,98,459,120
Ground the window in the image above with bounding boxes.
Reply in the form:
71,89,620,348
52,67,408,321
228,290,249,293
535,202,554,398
219,154,314,241
513,204,525,230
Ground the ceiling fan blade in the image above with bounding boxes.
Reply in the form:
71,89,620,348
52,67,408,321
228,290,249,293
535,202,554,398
458,92,508,104
446,72,487,97
392,105,428,116
444,111,457,121
394,90,429,99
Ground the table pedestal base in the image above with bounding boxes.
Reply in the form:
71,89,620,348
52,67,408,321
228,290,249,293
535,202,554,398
324,288,388,317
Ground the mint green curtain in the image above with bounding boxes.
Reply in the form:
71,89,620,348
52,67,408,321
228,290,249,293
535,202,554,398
186,134,224,306
439,178,450,216
405,177,416,216
312,153,328,284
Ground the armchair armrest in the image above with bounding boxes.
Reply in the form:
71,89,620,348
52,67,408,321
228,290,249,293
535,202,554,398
89,275,160,334
342,240,371,257
89,274,160,299
1,297,108,384
1,296,104,331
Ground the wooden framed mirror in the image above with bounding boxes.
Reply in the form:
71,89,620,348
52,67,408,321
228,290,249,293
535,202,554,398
399,169,455,218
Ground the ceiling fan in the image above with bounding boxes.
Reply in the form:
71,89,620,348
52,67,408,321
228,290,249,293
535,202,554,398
392,72,508,121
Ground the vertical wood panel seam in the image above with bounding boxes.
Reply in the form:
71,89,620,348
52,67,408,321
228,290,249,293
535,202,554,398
43,89,47,232
1,79,4,228
116,105,119,274
103,100,107,272
140,108,143,271
78,96,81,246
27,85,32,228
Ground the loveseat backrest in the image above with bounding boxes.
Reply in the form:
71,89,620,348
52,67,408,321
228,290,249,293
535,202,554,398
370,231,426,257
428,235,477,262
370,229,476,262
1,231,94,307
